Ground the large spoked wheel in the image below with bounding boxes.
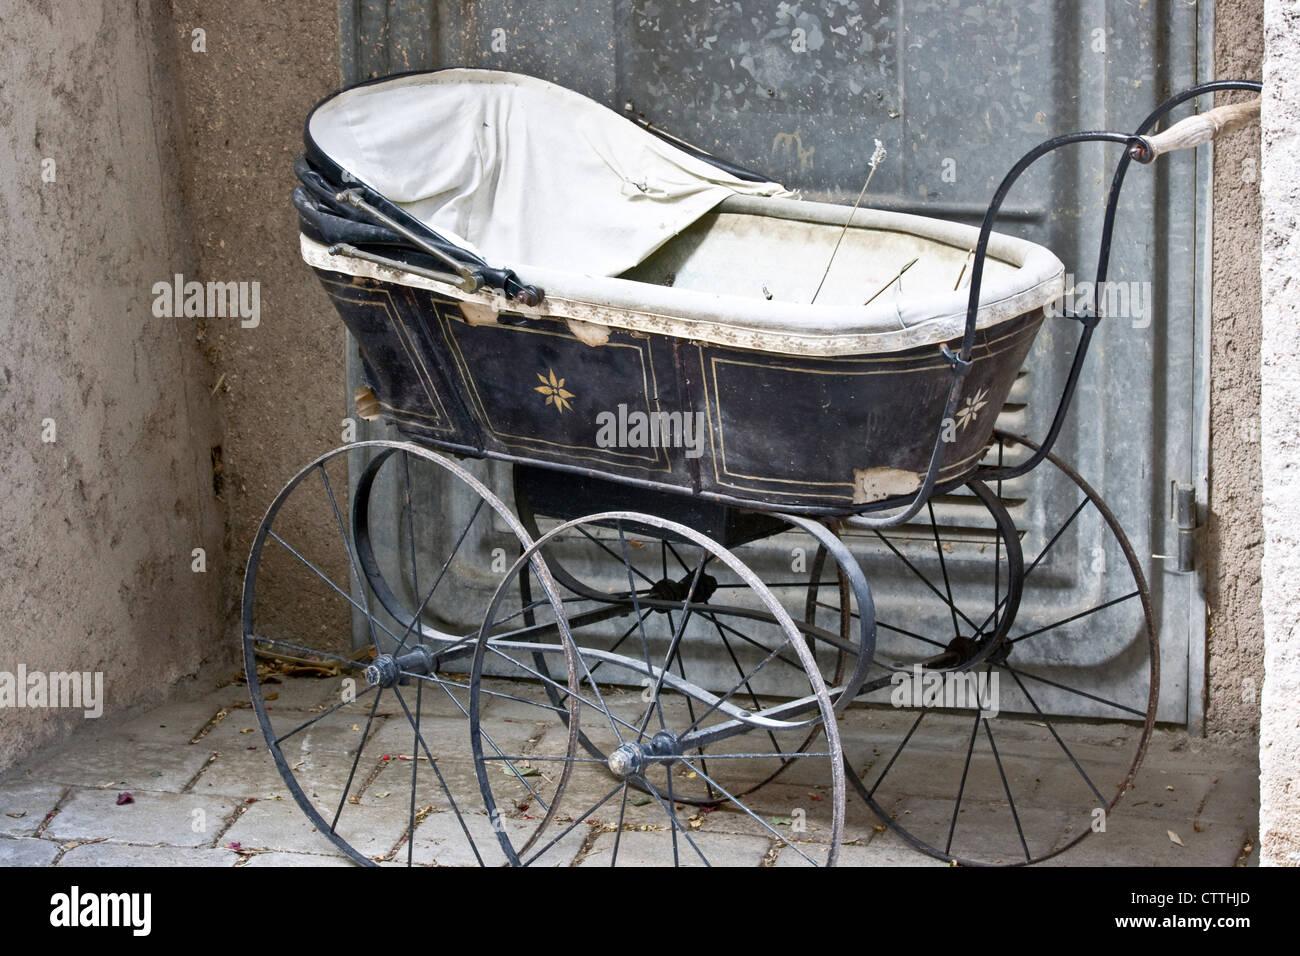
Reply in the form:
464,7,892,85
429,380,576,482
469,512,847,867
513,490,876,800
841,435,1157,865
242,440,541,866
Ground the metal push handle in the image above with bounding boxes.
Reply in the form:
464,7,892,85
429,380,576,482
1130,97,1261,163
977,81,1262,484
853,80,1261,523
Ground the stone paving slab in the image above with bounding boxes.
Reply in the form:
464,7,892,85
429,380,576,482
1037,809,1251,867
43,789,238,849
0,836,61,866
190,746,371,808
33,734,218,794
219,797,407,860
241,851,356,867
578,828,771,866
114,686,246,742
57,844,240,867
0,779,67,837
358,756,481,811
242,675,343,713
773,832,953,867
404,809,586,866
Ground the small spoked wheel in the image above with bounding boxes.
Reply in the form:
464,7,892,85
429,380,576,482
242,440,539,866
840,435,1157,865
468,512,847,867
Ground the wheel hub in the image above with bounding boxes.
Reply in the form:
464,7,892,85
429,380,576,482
607,730,681,779
364,645,435,688
647,572,718,610
917,632,1011,671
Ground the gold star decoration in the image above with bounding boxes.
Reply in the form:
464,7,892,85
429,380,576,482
534,368,575,413
954,387,990,431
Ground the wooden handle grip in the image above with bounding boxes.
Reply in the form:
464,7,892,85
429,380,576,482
1142,97,1260,159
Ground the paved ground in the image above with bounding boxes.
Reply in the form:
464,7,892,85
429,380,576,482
0,674,1259,867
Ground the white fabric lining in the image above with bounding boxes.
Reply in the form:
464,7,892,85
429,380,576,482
308,69,793,276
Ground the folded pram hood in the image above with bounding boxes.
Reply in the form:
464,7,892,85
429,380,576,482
300,69,1065,357
306,69,793,276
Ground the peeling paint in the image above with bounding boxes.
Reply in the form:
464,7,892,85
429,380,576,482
565,317,611,347
459,300,502,327
353,385,382,420
852,465,921,504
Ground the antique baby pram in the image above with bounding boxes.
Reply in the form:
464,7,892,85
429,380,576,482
244,69,1260,866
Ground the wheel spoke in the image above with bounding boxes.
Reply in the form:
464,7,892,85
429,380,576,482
667,610,717,799
871,528,982,635
1006,669,1107,805
706,614,805,674
611,783,630,867
867,708,926,799
616,525,666,733
945,708,982,857
328,686,384,833
406,675,422,867
636,551,707,737
585,609,654,682
1009,590,1140,644
392,498,486,656
665,761,680,865
982,716,1031,863
642,773,710,866
405,671,570,718
576,523,656,586
266,531,406,647
1002,664,1146,718
928,501,961,641
404,670,554,814
709,614,785,764
522,783,624,867
390,684,485,866
677,757,820,865
875,620,948,651
680,631,795,736
274,682,378,748
319,463,379,651
1025,495,1090,580
486,644,641,739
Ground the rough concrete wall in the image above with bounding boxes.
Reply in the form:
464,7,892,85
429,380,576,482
1204,3,1264,738
1259,0,1300,866
0,0,227,768
164,1,342,626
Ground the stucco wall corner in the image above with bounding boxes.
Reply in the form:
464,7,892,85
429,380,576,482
1258,0,1300,866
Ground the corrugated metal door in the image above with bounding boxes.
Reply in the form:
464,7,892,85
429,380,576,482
338,0,1213,726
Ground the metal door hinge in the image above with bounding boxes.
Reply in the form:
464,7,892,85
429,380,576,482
1172,482,1198,573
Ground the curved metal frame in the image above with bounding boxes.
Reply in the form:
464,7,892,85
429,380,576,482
977,80,1262,482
